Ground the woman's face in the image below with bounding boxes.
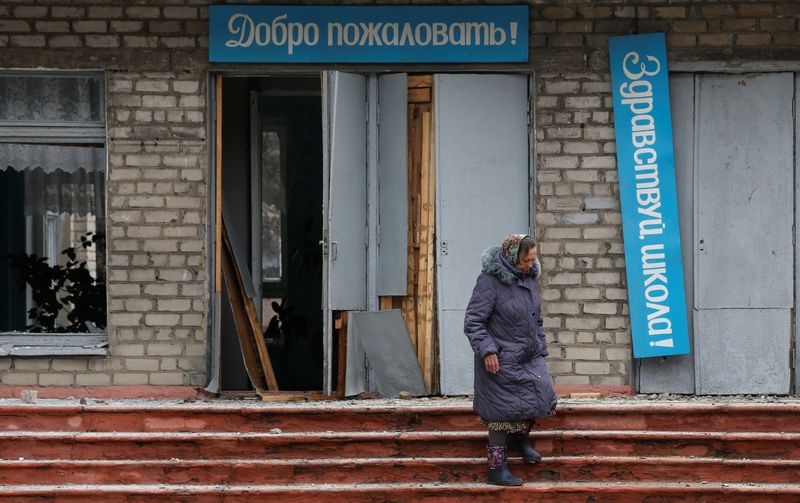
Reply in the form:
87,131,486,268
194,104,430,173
516,247,537,273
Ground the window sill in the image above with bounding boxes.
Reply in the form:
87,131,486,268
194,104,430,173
0,334,108,357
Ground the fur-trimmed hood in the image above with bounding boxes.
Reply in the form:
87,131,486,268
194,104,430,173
481,245,541,285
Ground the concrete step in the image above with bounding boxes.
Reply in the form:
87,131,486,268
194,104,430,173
0,456,798,485
2,430,800,461
2,482,800,503
2,402,800,433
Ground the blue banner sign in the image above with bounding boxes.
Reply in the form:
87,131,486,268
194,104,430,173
608,33,690,358
209,5,528,63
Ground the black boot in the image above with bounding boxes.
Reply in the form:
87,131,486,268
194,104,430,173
508,424,542,464
487,445,524,486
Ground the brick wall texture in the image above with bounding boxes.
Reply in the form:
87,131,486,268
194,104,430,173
0,1,798,391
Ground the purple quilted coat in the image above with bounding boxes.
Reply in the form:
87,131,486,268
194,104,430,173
464,246,557,421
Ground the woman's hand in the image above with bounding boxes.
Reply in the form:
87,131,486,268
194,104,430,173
484,353,500,374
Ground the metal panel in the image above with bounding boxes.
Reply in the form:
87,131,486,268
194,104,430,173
207,73,221,393
348,310,427,397
345,317,369,397
638,73,696,394
0,335,108,357
321,72,331,395
377,73,409,296
696,73,794,309
796,73,800,395
366,75,379,312
344,74,380,397
438,309,476,395
693,73,794,395
435,74,529,395
695,309,791,394
328,72,367,310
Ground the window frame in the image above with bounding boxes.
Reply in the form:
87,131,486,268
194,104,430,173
250,93,290,300
0,70,108,355
257,122,289,294
0,70,106,143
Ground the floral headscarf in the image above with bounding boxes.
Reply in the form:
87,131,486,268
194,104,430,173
501,233,530,266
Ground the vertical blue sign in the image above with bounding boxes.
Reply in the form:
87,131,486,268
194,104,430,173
609,33,689,358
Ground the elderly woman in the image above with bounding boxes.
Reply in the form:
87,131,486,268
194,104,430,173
464,234,557,486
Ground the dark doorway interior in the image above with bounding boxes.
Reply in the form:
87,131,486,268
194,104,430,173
220,75,323,391
0,169,26,330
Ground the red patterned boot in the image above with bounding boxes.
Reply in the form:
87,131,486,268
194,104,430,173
486,445,524,486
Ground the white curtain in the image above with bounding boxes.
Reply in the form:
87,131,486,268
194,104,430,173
0,74,103,124
0,144,105,218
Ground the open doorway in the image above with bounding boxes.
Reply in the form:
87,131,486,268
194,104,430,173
220,75,324,392
213,71,532,398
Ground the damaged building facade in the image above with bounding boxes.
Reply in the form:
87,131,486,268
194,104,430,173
1,1,799,398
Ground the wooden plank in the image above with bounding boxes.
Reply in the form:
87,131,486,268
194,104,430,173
403,102,419,345
410,106,422,250
408,88,431,103
243,281,279,391
407,105,418,295
336,311,348,399
260,391,339,402
215,74,223,294
415,110,432,363
401,296,416,353
221,232,266,394
222,225,279,392
422,102,438,393
408,75,433,88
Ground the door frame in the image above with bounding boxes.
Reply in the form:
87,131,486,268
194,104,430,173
207,66,535,397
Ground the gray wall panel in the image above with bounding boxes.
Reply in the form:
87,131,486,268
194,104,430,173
349,310,427,397
439,309,476,395
377,73,409,296
696,73,794,310
796,74,800,394
638,73,696,394
695,309,791,394
435,74,529,395
693,73,794,395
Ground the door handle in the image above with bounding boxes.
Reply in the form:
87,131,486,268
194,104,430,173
330,241,338,261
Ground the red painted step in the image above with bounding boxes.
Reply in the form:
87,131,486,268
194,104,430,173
2,482,800,503
0,456,798,485
2,430,800,461
0,404,480,433
2,402,800,433
1,399,799,501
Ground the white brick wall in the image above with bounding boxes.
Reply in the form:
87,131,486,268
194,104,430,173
536,69,631,387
